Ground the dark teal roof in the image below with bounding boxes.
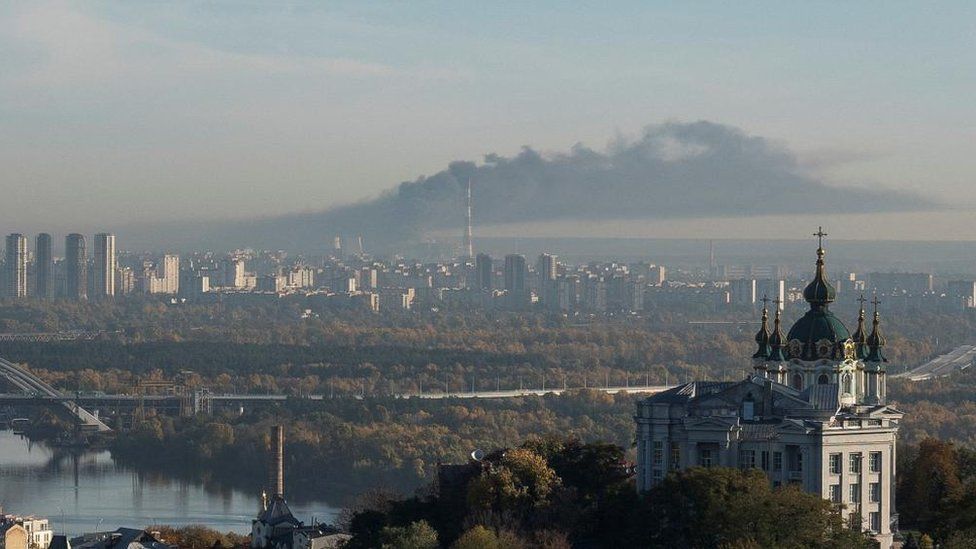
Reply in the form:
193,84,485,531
802,248,836,305
787,308,851,360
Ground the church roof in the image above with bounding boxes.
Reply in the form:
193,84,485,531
259,495,301,527
800,383,840,412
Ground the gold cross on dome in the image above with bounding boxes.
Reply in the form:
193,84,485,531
813,226,828,249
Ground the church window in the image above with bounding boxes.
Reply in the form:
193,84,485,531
699,448,714,468
818,374,829,384
829,453,842,474
669,443,680,471
829,484,841,503
849,483,861,503
869,482,881,503
870,452,882,473
773,452,782,472
792,373,803,390
850,452,862,474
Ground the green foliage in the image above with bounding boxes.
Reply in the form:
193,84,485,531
641,468,872,549
347,439,870,549
378,520,439,549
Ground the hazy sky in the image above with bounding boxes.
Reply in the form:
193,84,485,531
2,2,974,237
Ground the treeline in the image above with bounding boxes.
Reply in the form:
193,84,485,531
110,391,638,505
344,437,873,548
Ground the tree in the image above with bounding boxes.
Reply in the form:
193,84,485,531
899,438,964,535
467,448,559,513
641,467,872,548
379,520,439,549
451,526,500,549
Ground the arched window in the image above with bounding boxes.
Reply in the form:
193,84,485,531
818,374,829,385
842,373,853,394
792,373,803,390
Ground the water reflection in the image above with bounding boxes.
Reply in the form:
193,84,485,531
0,430,337,536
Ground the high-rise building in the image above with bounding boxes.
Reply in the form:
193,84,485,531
536,253,558,308
222,257,246,288
34,233,53,299
65,234,87,300
159,254,180,294
92,233,116,298
504,254,528,307
4,234,28,298
475,253,492,291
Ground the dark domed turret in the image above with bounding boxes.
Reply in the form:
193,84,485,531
753,299,771,359
802,246,837,307
866,297,887,363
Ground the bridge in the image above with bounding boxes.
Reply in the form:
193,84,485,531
893,344,976,381
0,383,675,420
0,357,112,432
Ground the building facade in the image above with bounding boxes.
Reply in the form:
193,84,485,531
92,233,116,298
34,233,53,299
4,234,28,298
635,235,901,549
65,233,87,300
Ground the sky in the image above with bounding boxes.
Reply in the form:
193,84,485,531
1,2,975,240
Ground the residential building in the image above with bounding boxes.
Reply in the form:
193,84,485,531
34,233,53,299
65,234,87,300
504,254,529,308
475,253,492,291
4,234,27,298
92,233,116,298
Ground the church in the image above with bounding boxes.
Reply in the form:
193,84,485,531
635,231,902,549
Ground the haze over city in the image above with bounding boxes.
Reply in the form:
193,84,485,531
2,2,976,246
4,5,976,549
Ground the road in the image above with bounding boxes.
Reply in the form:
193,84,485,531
893,345,976,381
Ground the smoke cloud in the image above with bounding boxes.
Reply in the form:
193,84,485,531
128,121,933,252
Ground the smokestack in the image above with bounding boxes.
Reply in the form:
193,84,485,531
463,178,473,259
269,425,284,498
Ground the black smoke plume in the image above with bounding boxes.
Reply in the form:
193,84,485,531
129,121,932,252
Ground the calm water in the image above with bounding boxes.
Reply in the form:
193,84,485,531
0,430,339,536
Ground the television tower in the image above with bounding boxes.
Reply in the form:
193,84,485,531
462,178,474,259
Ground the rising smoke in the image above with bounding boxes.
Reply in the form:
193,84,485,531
130,121,931,252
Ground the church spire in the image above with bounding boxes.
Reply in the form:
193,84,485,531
753,295,771,359
802,227,836,309
866,295,887,363
852,294,869,359
768,299,787,361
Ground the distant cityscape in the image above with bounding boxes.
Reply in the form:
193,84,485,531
3,231,976,317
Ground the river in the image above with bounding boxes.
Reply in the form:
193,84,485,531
0,430,339,536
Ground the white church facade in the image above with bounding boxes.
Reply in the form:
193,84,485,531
635,231,901,549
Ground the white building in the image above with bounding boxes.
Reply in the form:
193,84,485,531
636,236,901,549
